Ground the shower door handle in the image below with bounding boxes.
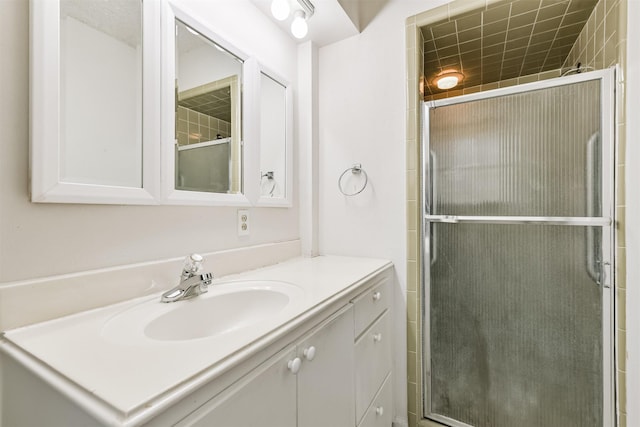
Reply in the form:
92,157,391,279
585,132,602,286
427,151,438,266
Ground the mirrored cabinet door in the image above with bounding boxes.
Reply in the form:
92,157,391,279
257,69,293,207
30,0,161,204
161,2,255,206
174,19,243,195
60,0,142,187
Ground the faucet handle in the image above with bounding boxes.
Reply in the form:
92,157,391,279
182,253,203,278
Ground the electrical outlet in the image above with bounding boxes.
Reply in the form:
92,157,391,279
238,209,250,236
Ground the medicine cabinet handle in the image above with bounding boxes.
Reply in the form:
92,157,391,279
287,357,302,374
372,291,381,301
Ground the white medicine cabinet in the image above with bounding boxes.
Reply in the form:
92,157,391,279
257,66,293,207
30,0,161,204
29,0,293,207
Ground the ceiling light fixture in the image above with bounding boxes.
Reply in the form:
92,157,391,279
296,0,315,17
290,10,308,38
433,71,464,90
270,0,314,39
291,0,314,39
270,0,290,21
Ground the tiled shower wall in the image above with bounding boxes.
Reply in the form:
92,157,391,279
562,0,628,424
176,106,231,146
405,12,422,427
406,0,628,426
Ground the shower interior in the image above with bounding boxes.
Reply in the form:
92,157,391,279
420,69,615,427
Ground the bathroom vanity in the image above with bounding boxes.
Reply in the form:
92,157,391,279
1,256,393,427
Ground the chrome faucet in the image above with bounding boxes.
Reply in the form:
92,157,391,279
161,253,213,303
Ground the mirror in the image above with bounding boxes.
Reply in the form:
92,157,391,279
60,0,142,187
174,20,242,194
32,0,291,208
161,2,256,206
257,70,293,206
31,0,159,204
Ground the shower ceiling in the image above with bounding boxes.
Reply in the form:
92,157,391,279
179,87,232,122
421,0,599,95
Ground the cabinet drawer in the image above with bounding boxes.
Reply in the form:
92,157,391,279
357,373,392,427
352,275,390,338
354,310,391,423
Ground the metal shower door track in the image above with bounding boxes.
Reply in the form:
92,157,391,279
424,214,611,227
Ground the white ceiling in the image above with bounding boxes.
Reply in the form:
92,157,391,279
61,0,141,47
249,0,387,46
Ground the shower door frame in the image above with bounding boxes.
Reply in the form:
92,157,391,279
420,68,616,427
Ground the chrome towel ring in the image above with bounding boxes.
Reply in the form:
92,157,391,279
338,163,368,196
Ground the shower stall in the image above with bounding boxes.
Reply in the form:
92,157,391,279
421,69,615,427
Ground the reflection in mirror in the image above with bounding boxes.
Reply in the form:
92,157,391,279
259,72,287,199
175,20,243,194
59,0,143,187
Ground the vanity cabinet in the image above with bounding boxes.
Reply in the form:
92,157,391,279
352,277,393,427
1,258,394,427
174,305,355,427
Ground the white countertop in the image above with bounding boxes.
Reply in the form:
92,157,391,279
1,255,391,425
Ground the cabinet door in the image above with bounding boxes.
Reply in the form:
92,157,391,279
176,346,297,427
297,305,355,427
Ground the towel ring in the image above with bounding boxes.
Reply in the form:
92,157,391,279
261,171,276,196
338,163,368,196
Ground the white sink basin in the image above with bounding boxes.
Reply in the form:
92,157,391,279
102,280,304,343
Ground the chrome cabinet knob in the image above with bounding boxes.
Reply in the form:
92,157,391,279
373,333,382,343
375,406,384,416
372,291,381,301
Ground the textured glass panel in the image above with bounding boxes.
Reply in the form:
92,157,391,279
429,80,601,217
429,223,602,427
176,143,230,193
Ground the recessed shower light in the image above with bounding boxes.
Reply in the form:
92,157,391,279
433,71,464,90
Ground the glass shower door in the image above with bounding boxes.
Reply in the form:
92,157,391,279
422,70,615,427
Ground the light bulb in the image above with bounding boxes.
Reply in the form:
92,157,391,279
436,75,459,89
433,71,464,90
290,10,308,39
271,0,290,21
